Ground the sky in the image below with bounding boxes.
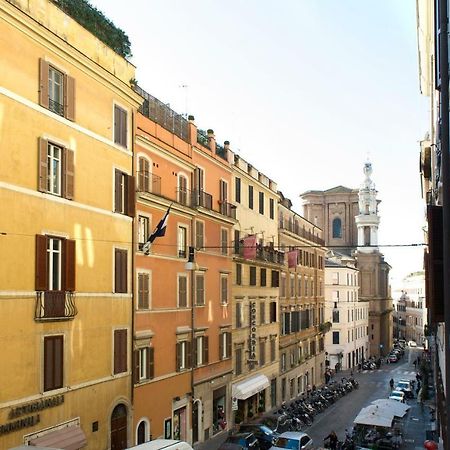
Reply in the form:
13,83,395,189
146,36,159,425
91,0,429,291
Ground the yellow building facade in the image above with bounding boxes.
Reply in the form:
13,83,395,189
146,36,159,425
0,0,141,448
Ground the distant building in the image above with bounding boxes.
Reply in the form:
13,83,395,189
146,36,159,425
392,293,407,340
402,272,427,345
324,253,369,370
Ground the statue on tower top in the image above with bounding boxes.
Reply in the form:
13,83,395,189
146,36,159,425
363,161,374,189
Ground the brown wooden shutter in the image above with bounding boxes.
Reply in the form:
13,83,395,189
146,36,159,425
203,336,209,364
138,274,143,309
43,337,53,391
142,274,149,308
35,234,48,291
138,158,144,191
114,106,120,145
54,336,63,389
114,329,127,374
186,341,192,369
226,332,232,358
148,347,154,379
64,239,76,292
126,175,136,217
133,349,140,384
38,138,48,193
114,330,120,374
219,333,223,360
64,74,76,121
179,276,187,307
115,249,127,293
114,170,122,213
44,336,63,391
39,59,49,108
176,342,181,372
193,337,198,367
64,148,75,200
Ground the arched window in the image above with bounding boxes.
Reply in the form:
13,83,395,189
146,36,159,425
137,420,149,445
332,218,342,238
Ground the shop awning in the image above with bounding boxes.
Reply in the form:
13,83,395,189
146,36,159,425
232,374,270,400
353,405,394,428
371,399,410,417
29,425,87,450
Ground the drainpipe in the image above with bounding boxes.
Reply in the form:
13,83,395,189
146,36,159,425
438,0,450,446
131,109,136,407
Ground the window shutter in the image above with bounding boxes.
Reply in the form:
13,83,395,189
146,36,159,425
178,276,187,307
38,138,48,193
226,332,232,358
121,108,128,148
115,249,127,293
204,336,209,364
44,337,53,391
35,234,48,291
186,341,192,369
148,347,154,379
39,59,49,108
114,329,127,373
126,175,135,217
114,106,120,145
64,148,75,200
193,337,198,367
138,274,143,309
114,330,120,373
64,74,76,121
64,239,76,292
195,221,203,249
219,334,223,360
143,274,149,308
176,343,181,372
133,350,140,383
53,336,63,390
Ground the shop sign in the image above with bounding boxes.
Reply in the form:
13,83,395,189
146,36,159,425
0,395,64,436
248,301,257,362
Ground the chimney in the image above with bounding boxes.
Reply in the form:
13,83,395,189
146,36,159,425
188,115,197,147
207,129,216,153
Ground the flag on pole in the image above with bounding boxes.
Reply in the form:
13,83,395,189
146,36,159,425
243,235,257,259
288,250,298,268
143,205,171,255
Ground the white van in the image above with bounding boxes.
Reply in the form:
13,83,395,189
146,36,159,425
126,439,194,450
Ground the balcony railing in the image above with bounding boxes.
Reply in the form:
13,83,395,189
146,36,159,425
137,171,161,195
35,291,77,321
279,222,325,246
192,189,213,210
135,86,189,142
219,200,236,219
48,98,64,116
233,241,284,264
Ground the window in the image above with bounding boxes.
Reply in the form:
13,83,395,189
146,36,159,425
114,329,127,374
297,277,302,297
114,169,135,217
236,302,243,328
269,198,274,219
178,226,187,258
220,332,232,360
282,312,291,335
280,273,286,297
221,275,228,305
270,339,276,362
332,290,339,301
332,218,342,238
39,59,75,120
259,341,266,367
281,353,287,372
114,104,128,148
134,347,154,382
248,185,254,209
332,310,339,323
178,274,188,307
137,273,150,309
236,263,242,285
178,174,188,205
332,331,340,345
235,348,242,375
290,274,295,298
271,270,279,288
138,157,151,192
269,301,277,323
137,421,148,445
176,341,191,371
35,235,76,299
250,266,257,286
195,221,204,250
194,336,209,367
195,273,205,306
259,192,264,214
38,139,74,200
260,268,267,287
235,177,241,203
114,249,128,293
260,301,266,324
221,228,228,255
332,272,339,285
138,216,149,251
44,335,63,391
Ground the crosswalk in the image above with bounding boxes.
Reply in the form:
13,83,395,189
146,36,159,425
361,369,417,376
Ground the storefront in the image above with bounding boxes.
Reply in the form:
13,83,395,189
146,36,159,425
232,374,270,422
212,387,227,434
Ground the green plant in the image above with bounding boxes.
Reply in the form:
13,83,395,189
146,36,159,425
51,0,132,58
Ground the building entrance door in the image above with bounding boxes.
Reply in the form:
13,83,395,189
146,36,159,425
111,404,128,450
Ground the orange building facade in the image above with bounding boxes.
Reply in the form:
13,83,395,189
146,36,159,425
131,87,235,446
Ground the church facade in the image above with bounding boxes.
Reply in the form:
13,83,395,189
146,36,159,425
301,162,393,358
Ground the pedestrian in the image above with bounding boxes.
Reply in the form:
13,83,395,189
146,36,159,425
350,369,354,377
324,431,339,450
390,378,394,389
414,360,417,369
358,363,361,373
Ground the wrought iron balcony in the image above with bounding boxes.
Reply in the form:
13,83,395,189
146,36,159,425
35,291,77,321
192,189,213,210
219,200,236,219
48,98,64,116
137,171,161,195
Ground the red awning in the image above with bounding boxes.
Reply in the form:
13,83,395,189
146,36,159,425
29,425,87,450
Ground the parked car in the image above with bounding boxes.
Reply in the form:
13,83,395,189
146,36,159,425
221,432,260,450
396,380,414,398
389,390,405,403
388,354,398,363
238,424,279,450
408,340,417,347
269,431,313,450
